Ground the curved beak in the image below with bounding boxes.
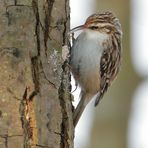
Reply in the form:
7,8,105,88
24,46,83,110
69,25,85,34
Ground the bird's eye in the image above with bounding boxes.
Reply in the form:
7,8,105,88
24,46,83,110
89,26,99,30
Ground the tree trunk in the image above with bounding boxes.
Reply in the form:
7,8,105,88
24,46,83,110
0,0,73,148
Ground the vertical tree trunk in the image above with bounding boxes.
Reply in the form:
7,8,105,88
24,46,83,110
0,0,73,148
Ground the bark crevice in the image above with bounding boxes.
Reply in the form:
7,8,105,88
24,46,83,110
44,0,55,55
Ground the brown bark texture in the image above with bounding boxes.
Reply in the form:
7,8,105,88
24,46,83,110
0,0,74,148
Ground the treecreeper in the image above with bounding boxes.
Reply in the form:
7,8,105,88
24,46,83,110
69,11,122,127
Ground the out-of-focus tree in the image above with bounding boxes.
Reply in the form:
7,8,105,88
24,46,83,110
89,0,140,148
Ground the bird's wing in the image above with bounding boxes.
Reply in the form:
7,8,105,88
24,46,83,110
95,35,121,106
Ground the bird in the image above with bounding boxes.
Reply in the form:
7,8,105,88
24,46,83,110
69,11,122,127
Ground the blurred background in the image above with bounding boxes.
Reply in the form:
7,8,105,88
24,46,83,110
70,0,148,148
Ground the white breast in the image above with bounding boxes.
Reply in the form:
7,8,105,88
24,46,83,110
70,29,108,93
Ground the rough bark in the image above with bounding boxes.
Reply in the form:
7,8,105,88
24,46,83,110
0,0,73,148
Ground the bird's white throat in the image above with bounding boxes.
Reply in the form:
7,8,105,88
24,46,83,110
84,29,109,42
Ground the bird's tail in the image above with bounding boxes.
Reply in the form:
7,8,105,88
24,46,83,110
73,91,91,127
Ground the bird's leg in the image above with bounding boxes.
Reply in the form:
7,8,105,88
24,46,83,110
73,91,88,127
71,32,75,44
